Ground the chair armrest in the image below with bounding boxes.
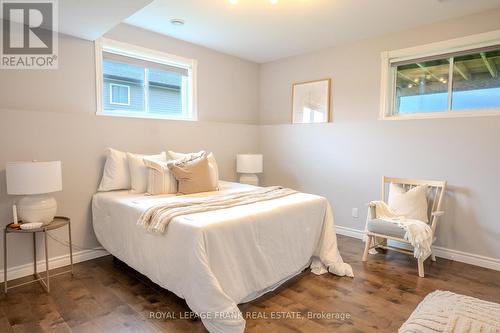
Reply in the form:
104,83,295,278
432,211,444,217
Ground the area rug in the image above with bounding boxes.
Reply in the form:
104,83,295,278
399,290,500,333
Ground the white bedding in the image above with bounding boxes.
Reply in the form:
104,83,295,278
92,181,352,333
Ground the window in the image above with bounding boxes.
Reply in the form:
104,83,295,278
109,83,130,105
381,31,500,119
95,38,197,121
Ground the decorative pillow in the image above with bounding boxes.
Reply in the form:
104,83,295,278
168,150,219,187
168,153,218,195
98,148,130,191
127,152,166,194
388,183,429,222
144,159,178,195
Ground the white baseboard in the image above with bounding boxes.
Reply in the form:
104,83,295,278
430,246,500,271
1,248,109,283
336,225,365,239
336,225,500,271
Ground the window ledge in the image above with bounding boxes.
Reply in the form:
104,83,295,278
96,111,198,122
380,109,500,121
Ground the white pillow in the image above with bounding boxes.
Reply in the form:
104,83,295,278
388,183,429,222
98,148,130,191
127,152,166,194
168,150,219,186
144,159,178,195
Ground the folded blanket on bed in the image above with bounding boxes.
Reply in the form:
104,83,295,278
368,201,433,259
138,186,298,233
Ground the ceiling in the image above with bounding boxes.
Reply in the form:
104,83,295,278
58,0,153,40
123,0,500,63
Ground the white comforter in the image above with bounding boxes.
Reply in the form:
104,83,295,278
92,181,352,333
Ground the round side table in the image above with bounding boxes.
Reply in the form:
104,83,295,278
3,216,73,293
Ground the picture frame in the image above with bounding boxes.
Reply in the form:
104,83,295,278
292,78,331,124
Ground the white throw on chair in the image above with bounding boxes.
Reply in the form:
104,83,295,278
362,176,446,277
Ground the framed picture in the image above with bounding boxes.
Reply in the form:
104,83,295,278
292,79,331,124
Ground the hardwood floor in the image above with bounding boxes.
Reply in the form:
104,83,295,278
1,235,499,332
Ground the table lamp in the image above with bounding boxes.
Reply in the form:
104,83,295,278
6,161,62,225
237,154,263,186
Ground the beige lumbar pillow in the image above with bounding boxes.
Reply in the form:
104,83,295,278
168,152,218,195
168,150,219,187
143,159,178,195
388,183,429,222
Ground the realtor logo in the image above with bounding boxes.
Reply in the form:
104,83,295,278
1,0,58,69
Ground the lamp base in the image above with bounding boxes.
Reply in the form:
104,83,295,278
17,195,57,225
239,173,260,186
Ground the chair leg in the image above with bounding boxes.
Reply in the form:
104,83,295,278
362,236,372,262
417,258,425,277
431,253,436,262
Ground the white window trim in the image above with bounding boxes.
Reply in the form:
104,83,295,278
95,37,198,121
109,83,130,106
380,29,500,120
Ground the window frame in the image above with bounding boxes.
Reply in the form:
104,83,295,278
109,83,131,106
95,37,198,121
380,29,500,120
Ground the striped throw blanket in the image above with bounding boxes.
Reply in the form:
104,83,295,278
138,186,297,233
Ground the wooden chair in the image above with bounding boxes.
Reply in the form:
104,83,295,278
362,176,447,277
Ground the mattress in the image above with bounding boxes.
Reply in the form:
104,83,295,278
92,181,352,333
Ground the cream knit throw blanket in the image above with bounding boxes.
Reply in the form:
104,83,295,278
368,201,433,259
400,290,500,333
138,186,297,233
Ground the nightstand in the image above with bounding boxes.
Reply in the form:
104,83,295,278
3,216,73,293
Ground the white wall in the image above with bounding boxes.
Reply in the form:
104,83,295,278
259,8,500,261
0,25,260,270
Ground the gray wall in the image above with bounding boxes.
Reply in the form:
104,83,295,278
2,8,500,272
0,25,260,269
259,8,500,260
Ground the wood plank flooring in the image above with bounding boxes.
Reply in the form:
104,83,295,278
1,235,499,332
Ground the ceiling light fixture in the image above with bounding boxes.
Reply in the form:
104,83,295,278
229,0,238,4
269,0,279,4
170,18,185,26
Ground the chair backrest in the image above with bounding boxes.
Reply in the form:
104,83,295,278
381,176,447,233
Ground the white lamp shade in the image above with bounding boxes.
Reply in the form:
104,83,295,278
6,161,62,195
237,154,263,173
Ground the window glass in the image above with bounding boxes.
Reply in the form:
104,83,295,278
103,60,144,113
452,49,500,111
395,59,450,114
110,84,130,105
148,68,185,116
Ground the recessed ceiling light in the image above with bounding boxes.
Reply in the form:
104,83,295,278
170,18,185,26
269,0,279,4
229,0,238,4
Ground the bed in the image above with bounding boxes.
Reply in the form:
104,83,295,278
92,181,352,333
